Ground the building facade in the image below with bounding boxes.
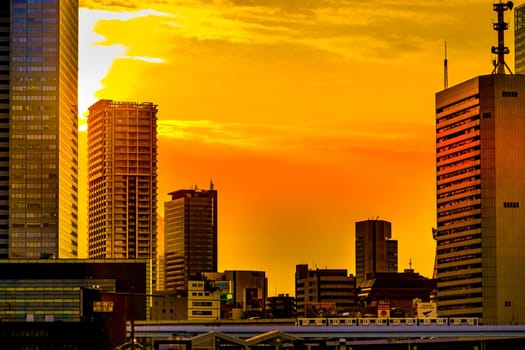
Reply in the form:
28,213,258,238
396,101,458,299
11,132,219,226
266,294,296,319
0,259,150,348
187,280,221,320
1,1,79,258
164,185,217,291
355,219,398,282
0,259,151,321
435,74,525,324
515,3,525,74
87,100,158,284
295,264,356,317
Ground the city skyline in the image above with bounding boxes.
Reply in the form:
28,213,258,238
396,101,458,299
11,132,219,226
77,1,515,295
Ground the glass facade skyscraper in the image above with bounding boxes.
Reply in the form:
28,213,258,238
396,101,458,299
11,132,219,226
0,1,79,258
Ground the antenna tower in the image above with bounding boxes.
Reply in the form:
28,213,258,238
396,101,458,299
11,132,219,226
491,1,514,74
444,41,448,89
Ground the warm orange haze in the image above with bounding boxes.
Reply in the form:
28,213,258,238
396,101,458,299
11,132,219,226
76,0,512,295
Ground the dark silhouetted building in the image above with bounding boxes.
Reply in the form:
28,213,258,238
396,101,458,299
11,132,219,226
355,219,398,283
0,259,151,348
164,185,217,291
357,269,436,318
1,1,79,259
266,293,296,319
295,264,356,317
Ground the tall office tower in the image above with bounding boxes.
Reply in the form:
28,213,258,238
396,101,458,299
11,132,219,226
515,3,525,73
87,100,158,270
164,185,217,291
435,2,525,324
355,219,398,283
1,1,79,258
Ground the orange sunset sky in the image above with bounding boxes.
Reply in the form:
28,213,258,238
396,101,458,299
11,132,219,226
76,0,516,295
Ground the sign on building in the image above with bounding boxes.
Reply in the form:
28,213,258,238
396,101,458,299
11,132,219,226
415,301,437,319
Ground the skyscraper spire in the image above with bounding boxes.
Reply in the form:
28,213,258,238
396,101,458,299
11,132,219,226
491,1,514,74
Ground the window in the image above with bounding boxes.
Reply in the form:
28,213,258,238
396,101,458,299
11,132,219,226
502,91,518,97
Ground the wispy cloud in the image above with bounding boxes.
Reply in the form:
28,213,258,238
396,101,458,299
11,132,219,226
157,119,433,155
80,0,492,62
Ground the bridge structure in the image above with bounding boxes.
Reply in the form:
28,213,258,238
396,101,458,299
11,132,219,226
132,321,525,349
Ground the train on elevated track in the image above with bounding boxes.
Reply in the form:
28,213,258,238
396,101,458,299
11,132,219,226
296,317,479,327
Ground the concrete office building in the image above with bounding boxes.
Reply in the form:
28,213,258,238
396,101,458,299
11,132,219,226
87,100,158,285
295,264,356,317
435,74,525,324
355,219,398,283
515,3,525,73
164,185,217,291
435,2,525,324
1,1,79,258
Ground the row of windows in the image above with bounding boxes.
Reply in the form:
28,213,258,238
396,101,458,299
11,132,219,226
437,136,480,157
437,156,480,175
437,126,479,145
12,95,56,101
11,193,56,199
11,232,56,238
12,134,56,140
12,27,57,34
437,111,479,135
13,66,56,72
12,85,56,91
12,17,57,24
12,8,57,15
502,91,518,97
11,242,56,248
437,166,479,183
437,145,479,165
191,310,213,316
503,201,520,208
438,185,480,203
12,46,56,54
436,94,479,115
12,37,56,44
12,105,55,112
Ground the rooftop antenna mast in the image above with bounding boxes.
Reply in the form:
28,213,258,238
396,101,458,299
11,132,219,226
444,41,448,89
491,1,514,74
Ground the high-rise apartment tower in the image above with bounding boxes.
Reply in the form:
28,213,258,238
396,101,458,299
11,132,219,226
164,185,217,291
435,1,525,325
87,100,158,268
1,1,79,258
355,219,398,282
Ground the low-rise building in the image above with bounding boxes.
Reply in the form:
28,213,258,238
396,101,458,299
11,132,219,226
0,259,151,348
266,293,296,319
295,264,357,317
356,269,436,317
